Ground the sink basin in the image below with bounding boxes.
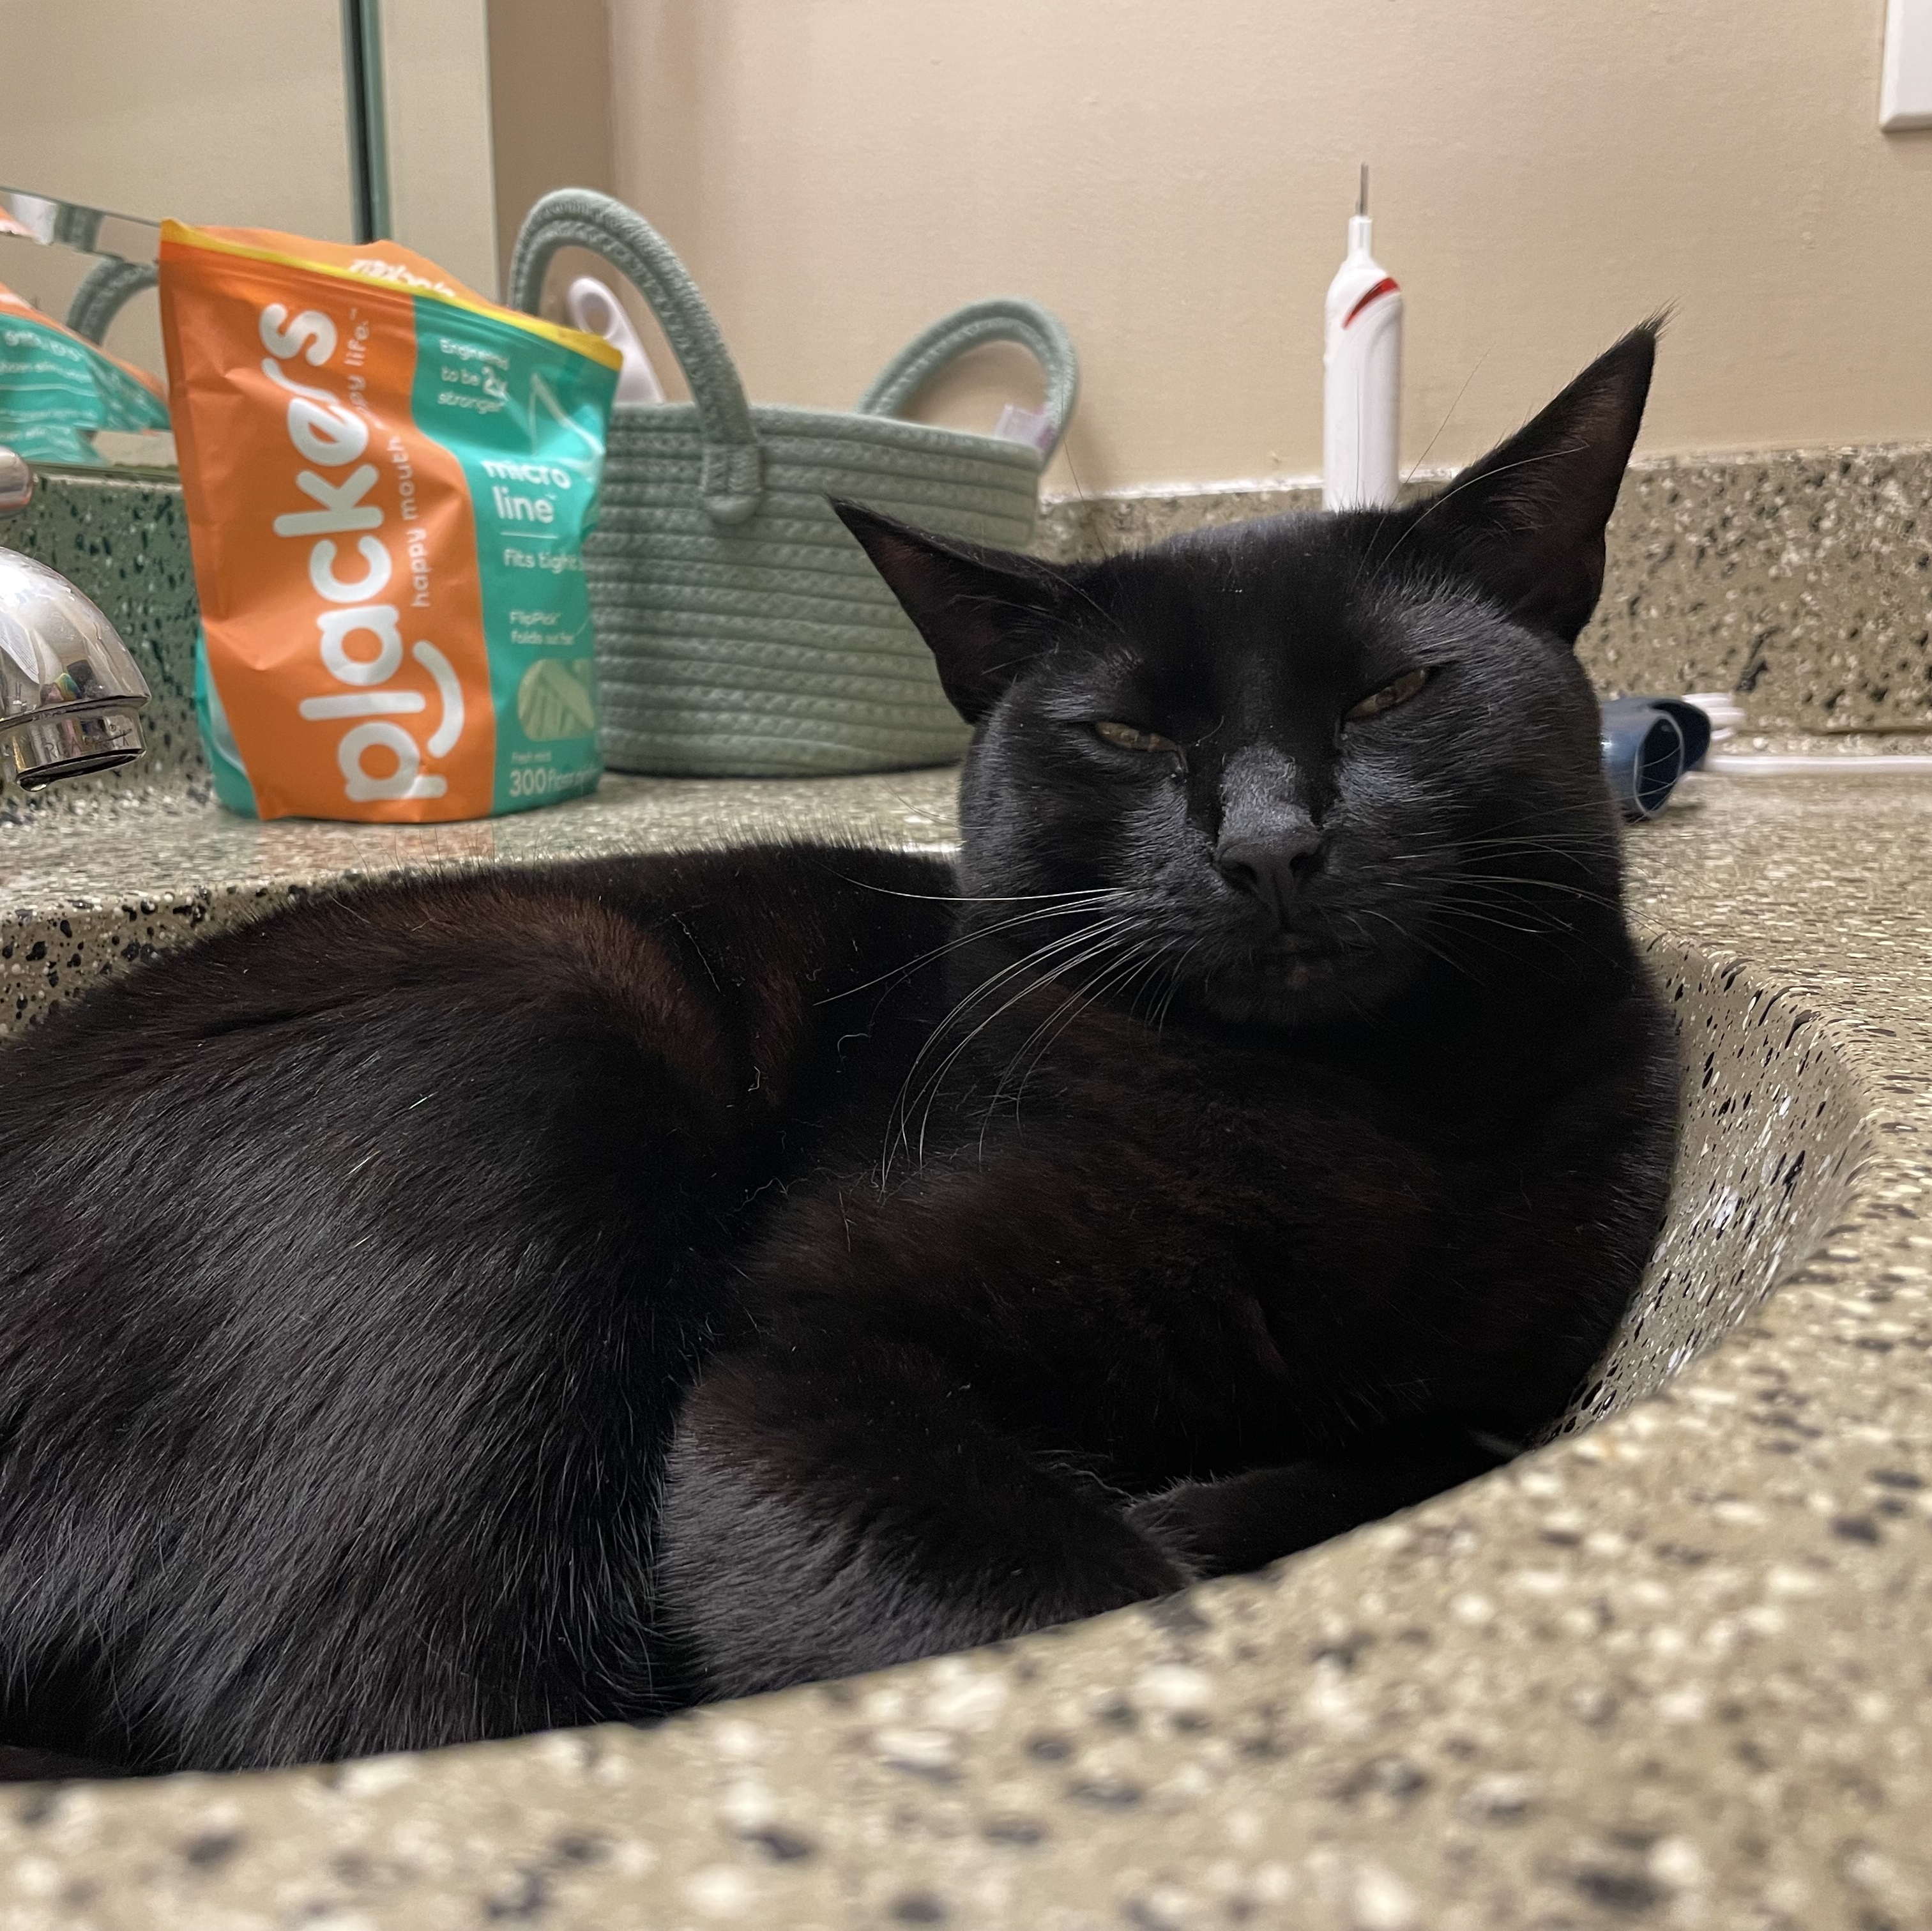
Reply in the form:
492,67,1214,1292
0,772,1903,1926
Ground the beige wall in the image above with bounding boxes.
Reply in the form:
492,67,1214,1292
489,0,616,291
593,0,1932,494
5,4,1919,489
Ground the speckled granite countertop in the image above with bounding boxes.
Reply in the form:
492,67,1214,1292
0,768,1928,1931
1037,446,1932,737
10,438,1932,835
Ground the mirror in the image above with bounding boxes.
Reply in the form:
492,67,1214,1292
0,187,172,471
0,1,511,481
0,0,364,479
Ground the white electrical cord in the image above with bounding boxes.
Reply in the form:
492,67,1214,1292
1705,753,1932,775
1682,692,1932,776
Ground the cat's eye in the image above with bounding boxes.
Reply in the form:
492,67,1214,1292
1344,667,1432,722
1093,720,1180,753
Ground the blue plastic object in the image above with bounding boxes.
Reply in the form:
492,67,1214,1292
1599,697,1712,820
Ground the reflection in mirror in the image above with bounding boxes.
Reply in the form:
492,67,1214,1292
0,189,160,266
365,2,499,298
0,3,522,480
0,0,360,480
0,188,172,472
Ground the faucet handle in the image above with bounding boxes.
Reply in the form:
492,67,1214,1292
0,451,150,786
0,448,151,788
0,447,31,517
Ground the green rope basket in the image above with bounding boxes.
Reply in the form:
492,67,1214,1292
508,189,1077,777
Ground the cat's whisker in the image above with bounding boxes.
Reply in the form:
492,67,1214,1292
994,940,1168,1124
1443,913,1571,945
1410,901,1548,952
1453,828,1602,848
1431,896,1583,936
1404,349,1490,489
819,894,1122,1006
1432,902,1561,940
980,926,1160,1101
1106,942,1190,1047
978,927,1148,1064
1439,851,1602,880
1361,441,1592,585
1152,934,1211,1033
887,949,1100,1166
1396,834,1602,872
988,932,1173,1119
842,878,1120,906
1056,569,1133,639
886,910,1127,1051
1135,932,1199,1029
1343,350,1494,597
1432,871,1618,908
901,928,1138,1175
880,917,1139,1183
1148,950,1186,1033
1419,910,1594,979
1330,919,1386,1023
1434,805,1611,853
1053,436,1128,569
975,938,1157,1148
1353,905,1485,985
1470,797,1607,828
929,915,1137,1042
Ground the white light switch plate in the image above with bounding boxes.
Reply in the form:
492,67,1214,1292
1882,0,1932,130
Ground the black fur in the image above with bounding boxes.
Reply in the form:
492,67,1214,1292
0,328,1675,1772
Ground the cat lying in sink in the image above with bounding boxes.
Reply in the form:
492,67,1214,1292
0,328,1675,1775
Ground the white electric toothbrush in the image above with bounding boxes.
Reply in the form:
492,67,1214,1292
1322,165,1403,510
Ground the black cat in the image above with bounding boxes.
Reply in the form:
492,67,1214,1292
0,327,1675,1775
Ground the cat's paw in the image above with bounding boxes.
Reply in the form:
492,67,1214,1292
1127,1428,1512,1580
1125,1477,1281,1581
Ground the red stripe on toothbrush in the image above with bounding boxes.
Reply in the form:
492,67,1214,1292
1343,277,1400,328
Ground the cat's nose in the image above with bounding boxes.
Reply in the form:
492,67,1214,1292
1215,829,1325,921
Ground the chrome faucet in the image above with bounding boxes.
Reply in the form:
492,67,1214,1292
0,446,149,786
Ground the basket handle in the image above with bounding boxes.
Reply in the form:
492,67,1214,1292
856,297,1078,462
65,257,159,346
507,188,763,524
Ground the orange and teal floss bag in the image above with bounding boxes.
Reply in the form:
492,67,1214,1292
158,222,621,822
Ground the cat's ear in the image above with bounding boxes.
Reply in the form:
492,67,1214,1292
832,501,1073,723
1408,321,1658,646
